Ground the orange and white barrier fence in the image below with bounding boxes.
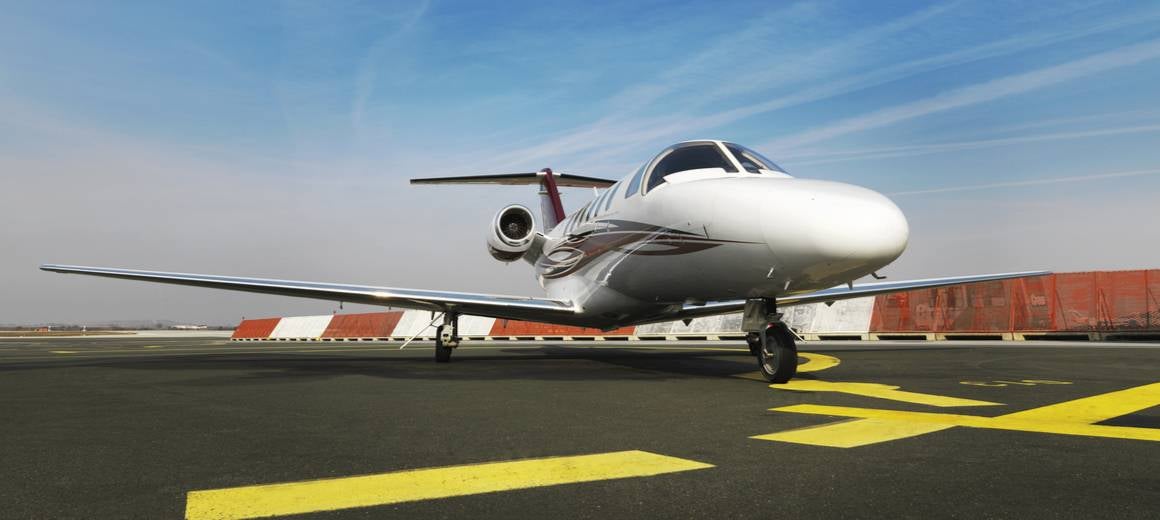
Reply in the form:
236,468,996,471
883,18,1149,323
232,270,1160,342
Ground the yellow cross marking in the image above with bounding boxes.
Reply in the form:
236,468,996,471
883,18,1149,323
755,417,953,448
961,379,1072,387
185,450,713,520
753,382,1160,448
768,380,1001,407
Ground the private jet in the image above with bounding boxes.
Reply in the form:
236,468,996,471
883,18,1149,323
42,140,1046,383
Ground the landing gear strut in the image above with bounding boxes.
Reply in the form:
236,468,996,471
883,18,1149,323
435,312,459,363
742,298,797,383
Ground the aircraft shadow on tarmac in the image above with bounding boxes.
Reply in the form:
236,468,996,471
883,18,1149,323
0,346,832,383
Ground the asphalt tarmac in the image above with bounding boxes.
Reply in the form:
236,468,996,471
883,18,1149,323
1,336,1157,519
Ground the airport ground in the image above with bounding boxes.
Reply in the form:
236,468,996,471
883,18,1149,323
1,335,1157,519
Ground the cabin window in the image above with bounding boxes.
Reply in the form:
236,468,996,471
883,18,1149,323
645,144,736,192
566,205,585,233
591,190,608,219
624,165,646,198
603,182,620,211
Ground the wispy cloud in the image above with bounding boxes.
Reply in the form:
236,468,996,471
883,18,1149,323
785,124,1160,165
489,7,1160,172
888,168,1160,196
951,107,1160,138
762,38,1160,152
482,4,965,170
350,0,431,129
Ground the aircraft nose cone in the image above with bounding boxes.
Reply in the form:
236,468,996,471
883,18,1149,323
818,186,908,262
761,180,909,270
859,192,908,261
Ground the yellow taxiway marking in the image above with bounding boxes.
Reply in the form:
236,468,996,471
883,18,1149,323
756,418,954,448
768,380,1001,407
50,350,78,354
185,450,713,520
999,382,1160,424
796,352,841,373
961,379,1072,387
733,352,841,381
143,345,163,349
753,382,1160,448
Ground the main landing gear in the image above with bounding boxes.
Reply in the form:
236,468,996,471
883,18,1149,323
435,312,459,363
743,298,797,383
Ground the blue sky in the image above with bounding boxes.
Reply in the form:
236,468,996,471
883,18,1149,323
3,0,1160,324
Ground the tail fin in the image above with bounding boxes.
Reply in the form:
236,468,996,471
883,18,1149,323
411,169,616,228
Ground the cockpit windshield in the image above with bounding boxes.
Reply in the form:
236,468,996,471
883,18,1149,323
644,143,737,192
724,143,786,173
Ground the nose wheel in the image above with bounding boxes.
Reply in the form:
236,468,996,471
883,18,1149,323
741,298,797,383
756,323,797,383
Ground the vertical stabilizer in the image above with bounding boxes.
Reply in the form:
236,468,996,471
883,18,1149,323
538,168,566,228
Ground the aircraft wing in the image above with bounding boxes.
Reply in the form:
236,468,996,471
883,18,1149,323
664,270,1050,323
40,264,578,323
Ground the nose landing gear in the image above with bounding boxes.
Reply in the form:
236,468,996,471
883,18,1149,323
743,298,797,383
753,323,797,383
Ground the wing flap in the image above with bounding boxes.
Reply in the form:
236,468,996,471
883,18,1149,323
40,264,578,322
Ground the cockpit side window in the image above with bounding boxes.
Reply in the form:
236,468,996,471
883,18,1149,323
645,144,736,192
725,143,786,173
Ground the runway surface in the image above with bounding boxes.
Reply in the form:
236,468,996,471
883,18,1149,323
1,336,1158,519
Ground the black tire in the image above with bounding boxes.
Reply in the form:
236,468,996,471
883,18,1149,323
757,323,797,384
435,325,452,363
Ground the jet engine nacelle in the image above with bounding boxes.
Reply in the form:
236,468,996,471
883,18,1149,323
487,205,537,262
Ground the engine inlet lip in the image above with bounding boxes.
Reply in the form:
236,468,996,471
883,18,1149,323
496,206,535,246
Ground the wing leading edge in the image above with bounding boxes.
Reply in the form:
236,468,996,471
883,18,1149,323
40,264,578,323
664,270,1051,324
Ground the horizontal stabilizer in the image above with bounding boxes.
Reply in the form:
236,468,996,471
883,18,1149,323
411,172,616,188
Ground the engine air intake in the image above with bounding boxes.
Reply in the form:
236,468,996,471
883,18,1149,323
488,205,537,262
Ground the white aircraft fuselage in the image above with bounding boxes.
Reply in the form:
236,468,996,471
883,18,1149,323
520,141,909,328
